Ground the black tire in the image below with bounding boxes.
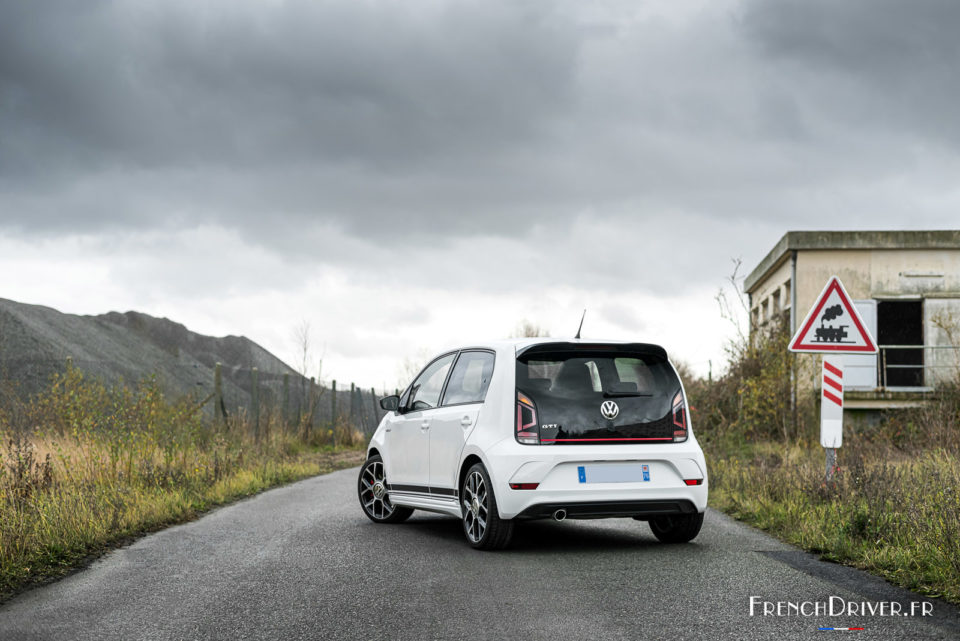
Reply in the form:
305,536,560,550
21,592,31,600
649,511,704,543
358,455,413,524
460,462,513,550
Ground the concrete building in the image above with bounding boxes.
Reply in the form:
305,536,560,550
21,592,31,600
745,230,960,411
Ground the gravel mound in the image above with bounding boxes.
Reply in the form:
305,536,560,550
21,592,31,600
0,298,304,409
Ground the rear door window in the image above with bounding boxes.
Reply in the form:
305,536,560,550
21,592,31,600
442,351,495,405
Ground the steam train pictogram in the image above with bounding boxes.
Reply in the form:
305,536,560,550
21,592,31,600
815,322,848,343
813,303,849,343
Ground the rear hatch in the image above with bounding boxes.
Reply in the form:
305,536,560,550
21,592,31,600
515,342,687,445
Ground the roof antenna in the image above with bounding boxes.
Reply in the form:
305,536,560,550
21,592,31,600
574,309,586,339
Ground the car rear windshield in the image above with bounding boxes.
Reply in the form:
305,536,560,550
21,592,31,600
516,348,682,444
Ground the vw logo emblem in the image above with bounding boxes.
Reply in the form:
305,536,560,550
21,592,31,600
600,400,619,420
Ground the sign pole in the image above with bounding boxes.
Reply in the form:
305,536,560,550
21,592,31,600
787,276,877,485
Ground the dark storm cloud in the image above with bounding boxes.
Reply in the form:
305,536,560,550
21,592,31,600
740,0,960,147
1,1,573,164
0,0,580,235
1,0,959,295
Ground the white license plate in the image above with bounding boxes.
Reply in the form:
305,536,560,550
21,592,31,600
577,463,650,484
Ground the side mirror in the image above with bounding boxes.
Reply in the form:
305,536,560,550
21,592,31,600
379,395,400,412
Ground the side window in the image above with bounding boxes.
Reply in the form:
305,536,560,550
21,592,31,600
406,354,456,412
442,351,495,405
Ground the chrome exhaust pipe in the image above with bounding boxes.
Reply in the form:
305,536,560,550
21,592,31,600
553,509,567,522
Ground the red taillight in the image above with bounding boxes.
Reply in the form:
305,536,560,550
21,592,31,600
516,391,539,444
684,479,703,486
509,483,539,490
672,391,688,442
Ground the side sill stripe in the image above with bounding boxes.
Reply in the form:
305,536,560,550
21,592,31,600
387,483,458,497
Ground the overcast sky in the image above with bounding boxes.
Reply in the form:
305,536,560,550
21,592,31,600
2,0,959,390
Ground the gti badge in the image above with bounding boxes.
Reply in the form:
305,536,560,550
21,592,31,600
600,400,619,420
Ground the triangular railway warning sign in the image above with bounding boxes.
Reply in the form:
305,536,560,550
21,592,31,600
788,276,878,354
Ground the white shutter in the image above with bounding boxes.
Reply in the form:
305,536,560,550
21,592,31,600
844,300,878,389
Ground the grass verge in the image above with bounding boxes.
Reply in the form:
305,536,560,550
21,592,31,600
706,440,960,605
683,298,960,605
0,369,367,602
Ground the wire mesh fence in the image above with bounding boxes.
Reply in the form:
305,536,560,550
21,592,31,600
0,355,389,438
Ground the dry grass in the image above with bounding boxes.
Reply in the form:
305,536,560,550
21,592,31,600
0,369,366,600
708,441,960,603
690,315,960,604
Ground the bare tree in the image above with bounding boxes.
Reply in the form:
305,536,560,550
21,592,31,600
714,258,749,346
291,320,324,433
511,319,550,338
397,348,431,389
293,320,312,380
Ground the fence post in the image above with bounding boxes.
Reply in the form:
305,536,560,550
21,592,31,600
350,382,356,426
297,373,304,430
252,367,260,442
282,373,290,431
214,362,226,427
357,386,366,433
370,387,379,434
331,379,339,448
65,356,73,373
331,379,337,421
331,379,337,425
307,377,316,438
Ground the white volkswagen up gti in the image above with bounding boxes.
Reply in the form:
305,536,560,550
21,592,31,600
358,339,708,550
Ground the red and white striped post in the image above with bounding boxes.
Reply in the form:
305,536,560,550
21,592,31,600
821,357,844,481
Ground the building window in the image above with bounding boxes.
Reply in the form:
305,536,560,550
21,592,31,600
878,300,924,387
761,299,769,325
783,281,791,310
772,289,781,316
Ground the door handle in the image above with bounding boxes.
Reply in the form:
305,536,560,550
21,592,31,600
420,420,430,430
460,416,473,428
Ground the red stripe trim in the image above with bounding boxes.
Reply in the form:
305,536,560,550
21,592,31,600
792,344,877,352
824,361,843,378
540,437,674,442
824,375,843,392
823,389,843,407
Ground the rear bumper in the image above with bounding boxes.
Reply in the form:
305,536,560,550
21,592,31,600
483,437,709,519
516,499,697,520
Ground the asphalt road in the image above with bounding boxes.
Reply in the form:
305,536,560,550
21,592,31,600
1,467,958,640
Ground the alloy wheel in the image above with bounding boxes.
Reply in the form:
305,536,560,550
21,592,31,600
360,460,395,520
462,470,489,543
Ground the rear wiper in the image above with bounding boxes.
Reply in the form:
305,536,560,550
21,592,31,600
602,391,653,398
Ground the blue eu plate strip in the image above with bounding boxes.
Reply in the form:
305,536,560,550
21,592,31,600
577,466,586,483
